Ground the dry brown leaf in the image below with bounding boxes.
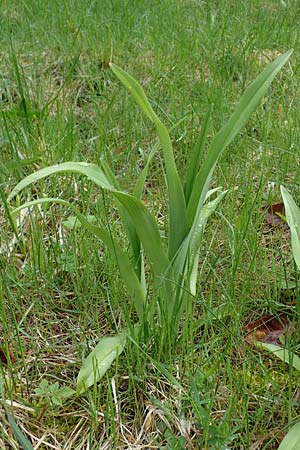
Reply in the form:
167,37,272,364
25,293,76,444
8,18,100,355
266,202,285,227
0,343,16,365
245,314,290,345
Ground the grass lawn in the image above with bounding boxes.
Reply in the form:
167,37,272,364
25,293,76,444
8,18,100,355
1,0,300,448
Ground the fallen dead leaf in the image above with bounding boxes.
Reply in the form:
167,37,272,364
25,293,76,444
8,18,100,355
245,314,290,345
265,202,286,227
0,344,16,365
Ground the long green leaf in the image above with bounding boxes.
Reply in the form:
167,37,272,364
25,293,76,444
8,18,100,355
100,144,156,283
172,188,225,287
8,162,114,200
110,63,187,261
113,192,171,279
114,191,175,314
254,341,300,371
171,50,293,292
187,50,293,228
281,186,300,271
100,157,144,282
278,421,300,450
77,332,127,395
9,162,173,299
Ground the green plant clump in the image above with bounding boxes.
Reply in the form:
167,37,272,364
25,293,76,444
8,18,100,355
7,50,292,395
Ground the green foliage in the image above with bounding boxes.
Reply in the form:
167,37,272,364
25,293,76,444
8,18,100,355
34,380,75,407
254,342,300,371
77,332,126,395
278,421,300,450
62,214,97,230
8,51,292,394
281,186,300,271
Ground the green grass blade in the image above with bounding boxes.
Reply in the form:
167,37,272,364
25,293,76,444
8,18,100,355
281,186,300,271
133,142,157,199
278,421,300,450
184,106,211,204
110,63,187,261
77,332,127,395
4,409,34,450
0,377,34,450
13,198,146,320
189,189,227,295
187,49,293,228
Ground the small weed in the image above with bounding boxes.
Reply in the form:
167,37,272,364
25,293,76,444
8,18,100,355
34,379,75,408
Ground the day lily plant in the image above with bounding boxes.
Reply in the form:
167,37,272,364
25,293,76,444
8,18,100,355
8,50,292,394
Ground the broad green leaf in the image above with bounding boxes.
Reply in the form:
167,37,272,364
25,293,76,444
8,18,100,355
187,50,293,228
13,198,146,320
109,63,160,123
8,161,114,201
77,332,127,394
113,192,171,282
110,63,187,261
281,186,300,271
0,377,34,450
278,421,300,450
58,387,76,398
113,191,175,316
171,50,293,294
62,214,96,229
254,341,300,371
